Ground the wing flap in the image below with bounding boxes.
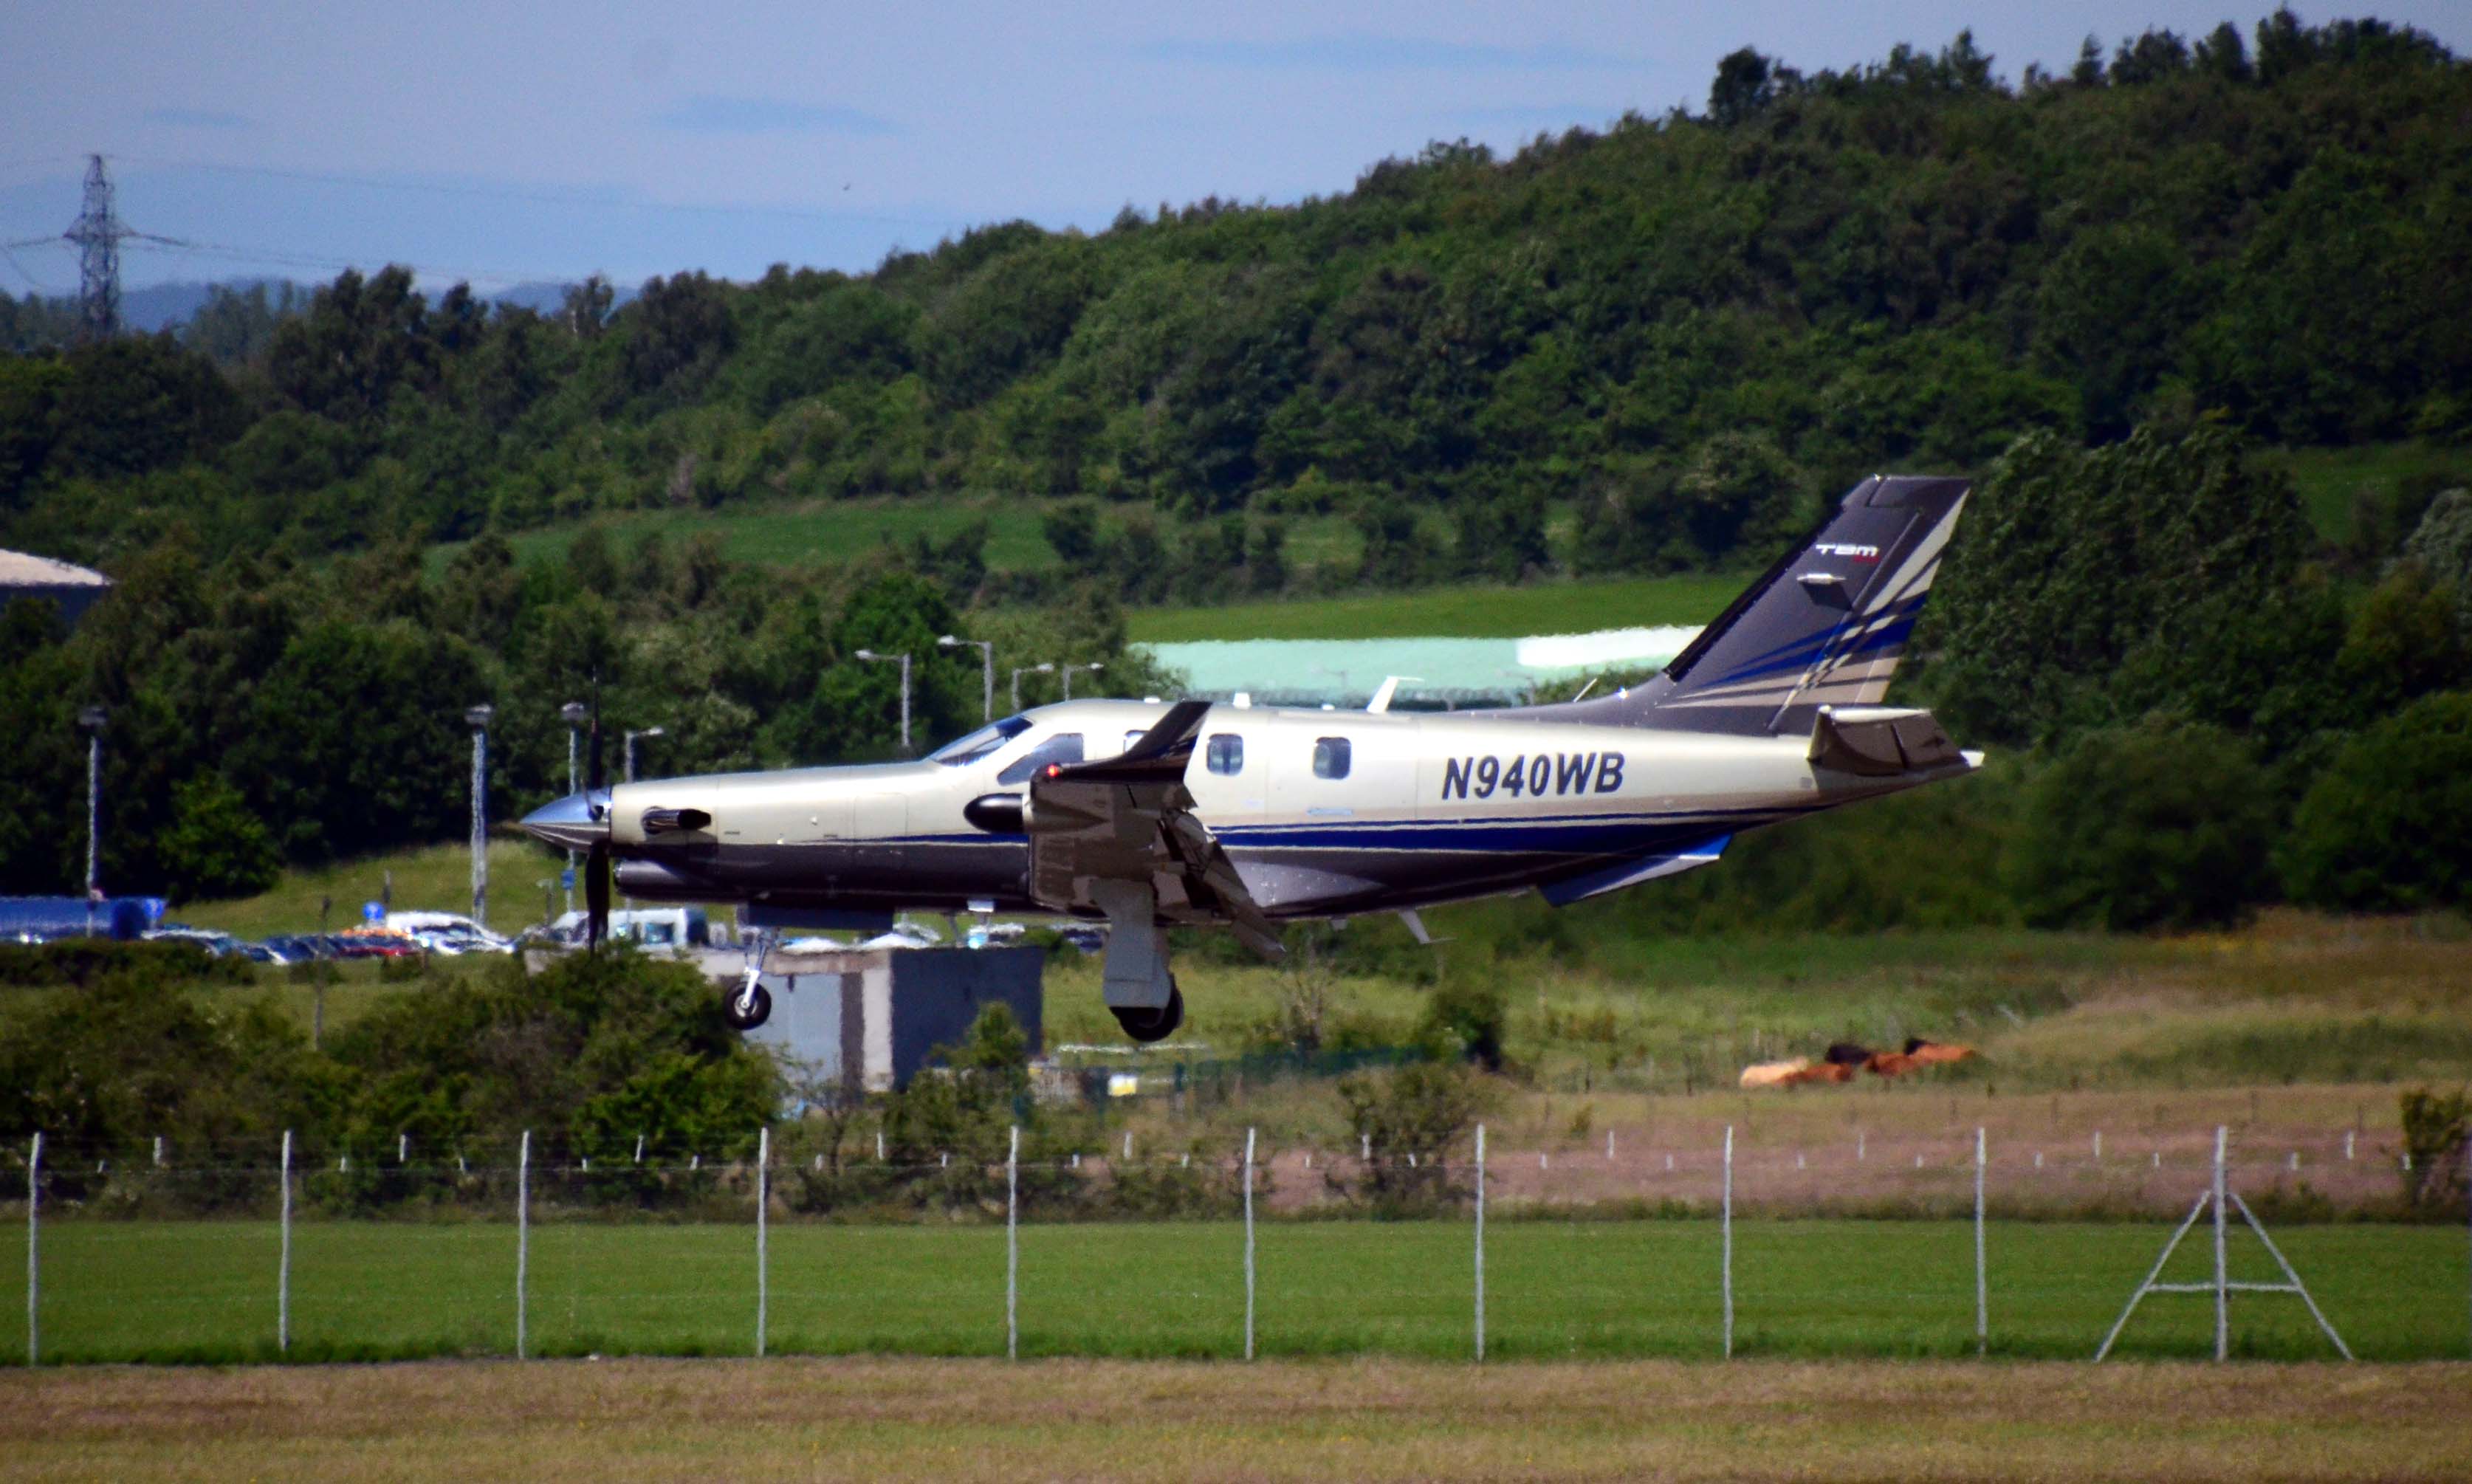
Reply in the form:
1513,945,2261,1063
1025,701,1283,961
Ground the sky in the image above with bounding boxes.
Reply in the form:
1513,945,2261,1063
4,1,2467,295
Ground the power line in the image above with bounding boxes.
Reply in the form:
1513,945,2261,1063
108,153,971,234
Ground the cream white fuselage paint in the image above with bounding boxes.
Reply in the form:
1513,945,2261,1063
585,696,1951,922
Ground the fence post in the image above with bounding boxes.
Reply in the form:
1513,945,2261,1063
24,1132,38,1367
2211,1125,2228,1363
1473,1123,1486,1364
1006,1124,1019,1361
1722,1124,1734,1360
755,1124,769,1360
1243,1127,1257,1362
516,1130,531,1360
1974,1126,1987,1356
278,1129,292,1355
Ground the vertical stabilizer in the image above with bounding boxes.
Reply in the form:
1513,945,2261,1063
1516,474,1969,736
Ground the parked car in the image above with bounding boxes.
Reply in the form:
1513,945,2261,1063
143,925,241,956
385,912,513,955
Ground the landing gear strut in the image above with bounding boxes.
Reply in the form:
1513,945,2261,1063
725,928,774,1031
1110,978,1184,1043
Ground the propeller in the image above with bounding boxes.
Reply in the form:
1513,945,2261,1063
586,685,611,952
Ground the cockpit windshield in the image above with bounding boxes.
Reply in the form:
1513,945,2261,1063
927,715,1033,766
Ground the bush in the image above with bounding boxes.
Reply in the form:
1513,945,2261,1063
2397,1087,2468,1215
2005,718,2276,930
1331,1062,1495,1217
2281,693,2472,910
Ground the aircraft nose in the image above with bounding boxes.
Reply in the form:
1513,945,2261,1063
520,791,610,850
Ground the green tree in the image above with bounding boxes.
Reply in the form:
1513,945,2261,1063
156,773,284,904
2005,720,2276,931
2281,693,2472,911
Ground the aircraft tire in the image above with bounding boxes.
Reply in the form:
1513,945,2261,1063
724,983,773,1032
1110,982,1184,1044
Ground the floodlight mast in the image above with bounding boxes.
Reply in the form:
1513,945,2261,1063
1059,661,1103,701
78,706,106,932
559,701,588,915
940,635,995,724
854,650,913,753
1010,663,1053,712
465,705,495,930
624,726,665,784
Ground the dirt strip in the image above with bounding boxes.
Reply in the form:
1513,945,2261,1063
4,1356,2468,1483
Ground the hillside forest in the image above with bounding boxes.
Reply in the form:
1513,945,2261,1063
0,12,2468,931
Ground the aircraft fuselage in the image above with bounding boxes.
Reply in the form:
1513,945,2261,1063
531,698,1966,924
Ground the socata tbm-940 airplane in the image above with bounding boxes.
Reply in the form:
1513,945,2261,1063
521,475,1979,1042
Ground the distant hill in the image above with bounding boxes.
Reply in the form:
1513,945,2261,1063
9,275,626,340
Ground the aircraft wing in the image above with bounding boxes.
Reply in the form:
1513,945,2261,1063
1024,699,1285,960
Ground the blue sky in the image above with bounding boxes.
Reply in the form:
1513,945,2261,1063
4,1,2467,295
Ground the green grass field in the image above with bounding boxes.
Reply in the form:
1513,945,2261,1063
425,497,1065,577
4,1217,2459,1367
2273,439,2472,545
173,839,565,941
1125,572,1747,642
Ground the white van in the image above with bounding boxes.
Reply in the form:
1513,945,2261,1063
384,911,514,955
548,906,715,950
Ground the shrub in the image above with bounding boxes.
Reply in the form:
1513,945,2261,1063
2005,718,2276,930
2281,693,2472,910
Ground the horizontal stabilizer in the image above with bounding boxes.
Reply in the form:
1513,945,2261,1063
1808,707,1964,777
1539,836,1729,907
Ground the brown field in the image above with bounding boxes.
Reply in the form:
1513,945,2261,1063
2,1356,2468,1482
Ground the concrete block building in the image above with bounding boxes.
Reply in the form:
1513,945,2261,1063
734,945,1043,1095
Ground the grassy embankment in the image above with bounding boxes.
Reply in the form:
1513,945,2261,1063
3,1217,2462,1366
7,1356,2467,1483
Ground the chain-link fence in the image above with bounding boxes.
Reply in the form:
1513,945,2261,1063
7,1123,2468,1366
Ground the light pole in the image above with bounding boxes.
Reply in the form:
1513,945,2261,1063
624,726,665,784
465,705,494,931
941,634,994,724
854,649,913,754
559,701,587,916
77,706,105,929
1059,661,1104,701
1010,663,1053,712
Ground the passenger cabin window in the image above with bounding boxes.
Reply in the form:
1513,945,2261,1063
1123,729,1149,753
1206,733,1245,776
1313,737,1352,780
998,732,1084,784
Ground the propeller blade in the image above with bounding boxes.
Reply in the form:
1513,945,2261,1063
586,840,611,952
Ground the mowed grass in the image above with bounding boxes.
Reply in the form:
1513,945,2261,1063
10,1359,2471,1484
2273,439,2472,544
4,1217,2462,1367
1127,571,1746,642
425,496,1067,577
175,839,569,941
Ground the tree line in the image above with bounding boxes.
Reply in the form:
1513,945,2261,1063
1,13,2465,594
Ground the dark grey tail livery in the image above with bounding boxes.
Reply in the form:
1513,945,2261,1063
1521,474,1969,738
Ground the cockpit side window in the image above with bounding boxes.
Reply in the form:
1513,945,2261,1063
1313,737,1352,780
998,732,1084,784
928,715,1033,766
1206,733,1244,776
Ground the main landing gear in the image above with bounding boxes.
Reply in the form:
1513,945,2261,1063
725,928,774,1031
1110,979,1184,1043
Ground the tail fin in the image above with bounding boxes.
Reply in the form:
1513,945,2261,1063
1523,474,1969,737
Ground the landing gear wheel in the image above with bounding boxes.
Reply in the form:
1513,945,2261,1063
724,982,772,1031
1110,980,1184,1044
